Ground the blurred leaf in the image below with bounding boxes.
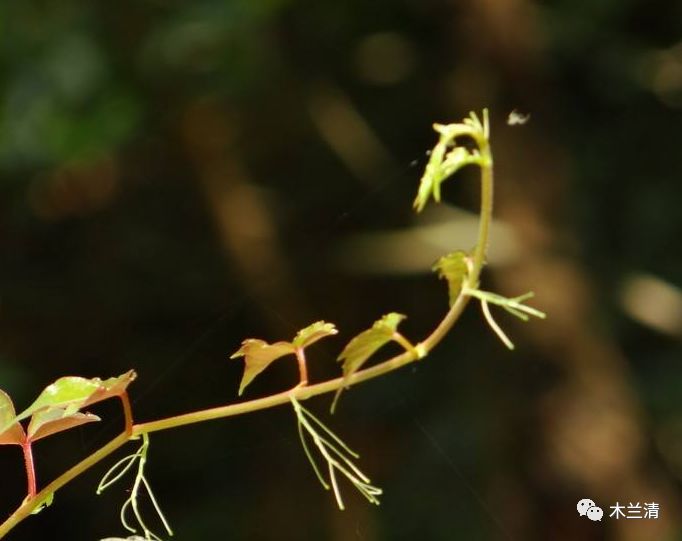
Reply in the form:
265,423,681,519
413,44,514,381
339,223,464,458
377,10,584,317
27,409,100,442
291,321,338,349
433,251,470,306
231,339,296,395
0,389,25,445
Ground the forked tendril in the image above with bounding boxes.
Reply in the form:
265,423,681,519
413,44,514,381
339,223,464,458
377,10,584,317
463,288,546,349
97,434,173,541
291,396,382,510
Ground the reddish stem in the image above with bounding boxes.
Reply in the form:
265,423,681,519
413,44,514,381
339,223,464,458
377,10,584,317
295,348,308,386
21,441,37,499
119,392,134,435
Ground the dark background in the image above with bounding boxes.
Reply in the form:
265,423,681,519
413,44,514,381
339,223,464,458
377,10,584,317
1,1,682,540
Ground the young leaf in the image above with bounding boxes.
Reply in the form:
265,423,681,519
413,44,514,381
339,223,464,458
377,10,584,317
332,313,407,412
0,389,25,445
337,313,406,380
1,370,136,435
27,408,100,442
81,370,137,409
231,322,337,395
413,123,482,213
433,251,470,306
413,135,449,212
291,321,338,349
231,339,296,396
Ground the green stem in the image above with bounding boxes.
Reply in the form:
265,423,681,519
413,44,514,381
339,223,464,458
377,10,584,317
0,112,495,539
470,109,493,288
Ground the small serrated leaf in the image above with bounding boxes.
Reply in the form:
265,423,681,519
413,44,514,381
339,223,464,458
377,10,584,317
27,409,100,442
230,339,296,395
433,251,470,306
332,313,406,412
338,313,406,380
292,321,338,349
0,390,25,445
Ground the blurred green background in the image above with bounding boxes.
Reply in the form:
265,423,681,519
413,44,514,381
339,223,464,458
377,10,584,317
1,1,681,539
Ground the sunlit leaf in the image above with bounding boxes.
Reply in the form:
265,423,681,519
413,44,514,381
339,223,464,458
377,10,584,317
291,321,338,349
1,371,136,435
27,409,100,442
433,251,470,306
231,339,296,395
0,390,25,445
81,370,137,409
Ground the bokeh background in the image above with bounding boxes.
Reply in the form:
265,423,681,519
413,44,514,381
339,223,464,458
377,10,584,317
1,1,682,540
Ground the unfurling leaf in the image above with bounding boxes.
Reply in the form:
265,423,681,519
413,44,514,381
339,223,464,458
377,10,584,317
413,114,486,213
0,390,25,445
332,313,407,412
292,321,338,349
433,251,470,306
231,340,296,396
0,370,136,436
231,321,338,395
27,409,100,442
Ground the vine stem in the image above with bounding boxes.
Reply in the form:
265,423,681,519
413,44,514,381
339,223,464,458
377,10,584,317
0,112,494,539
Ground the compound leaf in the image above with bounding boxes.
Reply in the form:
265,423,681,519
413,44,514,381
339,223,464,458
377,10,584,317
433,251,470,306
0,390,25,445
231,339,296,395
